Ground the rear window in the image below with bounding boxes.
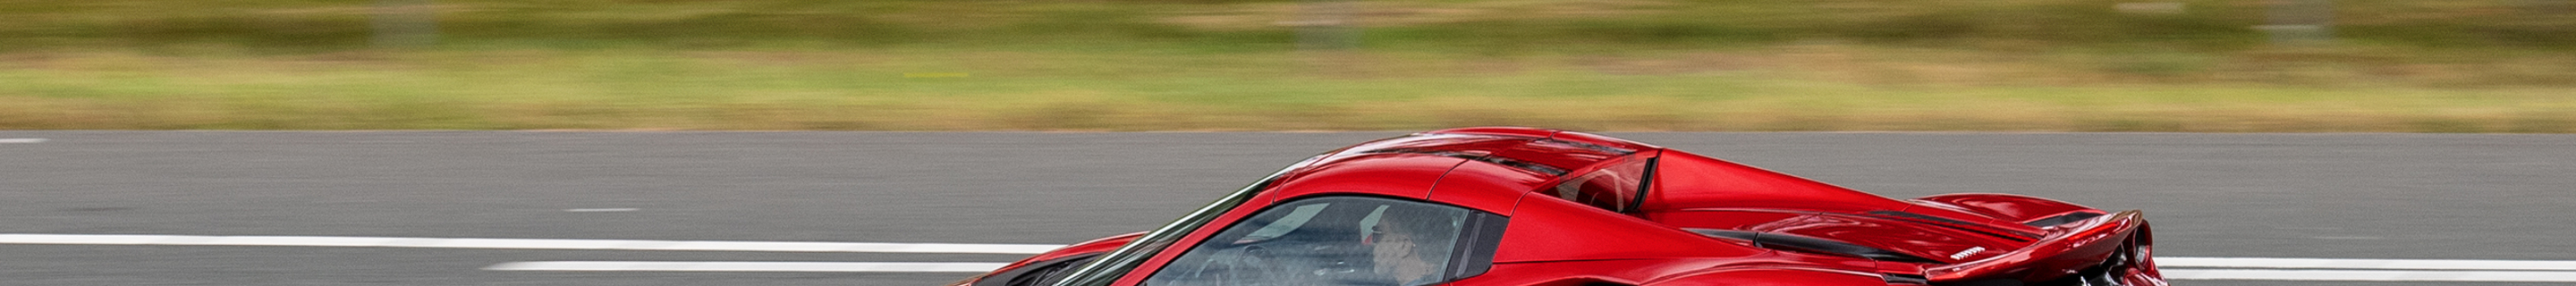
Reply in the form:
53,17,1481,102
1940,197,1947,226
1544,155,1655,213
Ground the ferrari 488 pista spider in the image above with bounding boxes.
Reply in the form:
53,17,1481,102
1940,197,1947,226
957,127,2161,286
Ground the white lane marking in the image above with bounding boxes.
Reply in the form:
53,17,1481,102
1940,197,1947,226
2161,257,2576,271
565,208,640,212
485,261,1009,273
2165,269,2576,282
0,139,46,143
0,233,1062,254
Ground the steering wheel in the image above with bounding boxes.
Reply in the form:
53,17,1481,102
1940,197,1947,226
1172,243,1293,286
1267,240,1387,284
1240,245,1301,285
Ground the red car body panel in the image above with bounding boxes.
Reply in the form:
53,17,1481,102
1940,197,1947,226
1491,190,1767,263
959,127,2163,286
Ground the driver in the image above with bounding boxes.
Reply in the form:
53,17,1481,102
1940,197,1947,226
1366,210,1449,285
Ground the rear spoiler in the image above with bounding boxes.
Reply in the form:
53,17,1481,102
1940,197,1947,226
1923,210,2149,282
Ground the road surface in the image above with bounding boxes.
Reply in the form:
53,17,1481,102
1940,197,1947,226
2,131,2569,285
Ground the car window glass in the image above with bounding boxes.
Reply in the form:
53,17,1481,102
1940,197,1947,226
1143,197,1471,286
1354,206,1390,238
1547,157,1648,213
1241,204,1331,241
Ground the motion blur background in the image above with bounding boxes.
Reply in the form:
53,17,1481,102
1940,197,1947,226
1,0,2571,132
4,3,2574,285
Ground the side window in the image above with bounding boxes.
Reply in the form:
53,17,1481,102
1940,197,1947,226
1143,197,1504,286
1547,156,1652,213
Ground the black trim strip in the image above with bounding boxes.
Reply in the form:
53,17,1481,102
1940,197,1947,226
1623,154,1661,213
978,253,1103,286
1884,273,1932,285
2022,212,2106,227
1685,229,1942,264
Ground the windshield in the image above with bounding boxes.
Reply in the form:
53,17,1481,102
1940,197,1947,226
1052,156,1320,286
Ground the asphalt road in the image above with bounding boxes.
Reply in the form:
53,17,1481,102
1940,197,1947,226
1,131,2571,286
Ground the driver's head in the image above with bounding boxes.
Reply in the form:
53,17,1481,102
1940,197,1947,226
1368,210,1448,284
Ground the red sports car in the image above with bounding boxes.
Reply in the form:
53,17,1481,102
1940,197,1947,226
956,127,2162,286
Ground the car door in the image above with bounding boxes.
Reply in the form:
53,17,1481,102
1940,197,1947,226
1138,196,1508,286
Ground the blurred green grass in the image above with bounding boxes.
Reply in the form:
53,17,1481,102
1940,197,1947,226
0,0,2570,131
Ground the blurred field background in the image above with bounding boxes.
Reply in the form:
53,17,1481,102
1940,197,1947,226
0,0,2571,131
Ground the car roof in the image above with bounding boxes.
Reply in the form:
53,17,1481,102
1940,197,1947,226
1257,127,1660,214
